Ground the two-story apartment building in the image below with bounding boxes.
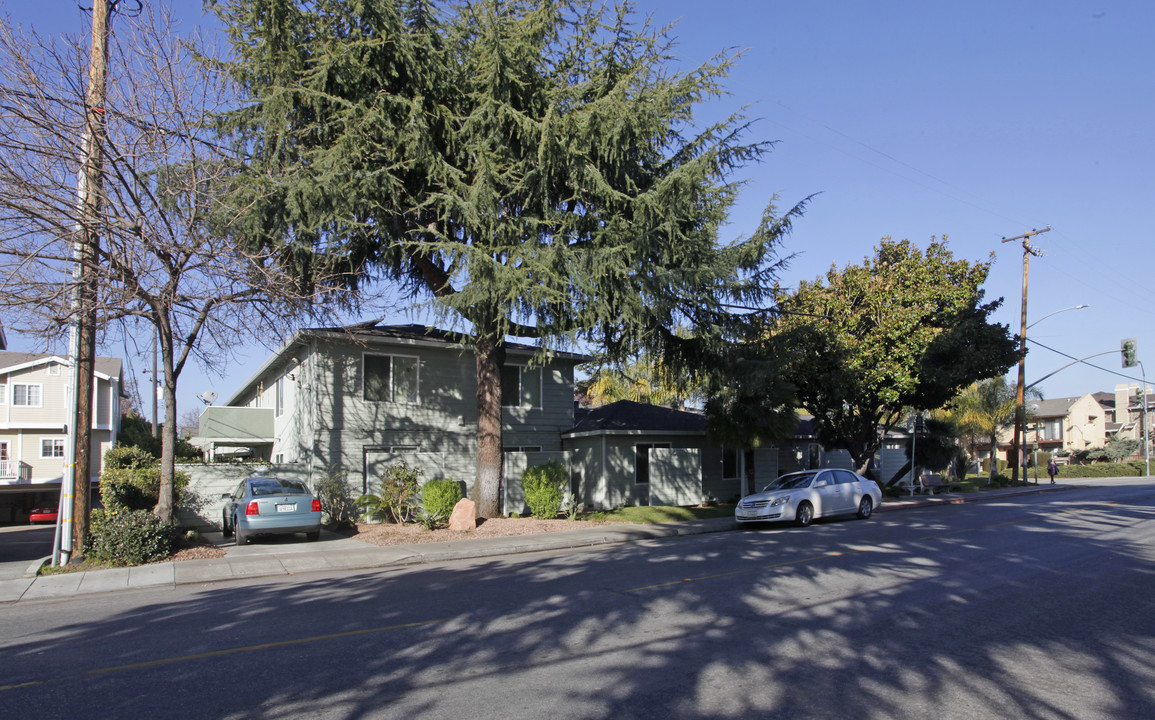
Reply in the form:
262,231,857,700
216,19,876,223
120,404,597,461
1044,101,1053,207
196,324,587,495
0,350,123,522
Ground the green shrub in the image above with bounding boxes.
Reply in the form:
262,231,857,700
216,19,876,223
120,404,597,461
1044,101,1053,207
317,467,358,527
105,444,157,470
523,460,567,519
1049,461,1144,478
99,465,191,513
422,479,464,520
358,460,422,523
88,510,178,566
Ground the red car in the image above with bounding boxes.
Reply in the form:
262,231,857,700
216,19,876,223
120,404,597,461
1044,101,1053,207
28,506,58,523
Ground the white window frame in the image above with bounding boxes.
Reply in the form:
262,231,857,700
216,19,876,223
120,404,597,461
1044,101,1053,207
0,440,8,460
0,382,6,405
275,376,285,417
501,365,543,409
46,364,60,376
503,445,543,453
363,354,420,404
12,383,42,408
41,437,65,458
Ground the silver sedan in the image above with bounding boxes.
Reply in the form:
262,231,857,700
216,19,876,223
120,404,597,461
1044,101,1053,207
735,469,882,527
221,476,322,545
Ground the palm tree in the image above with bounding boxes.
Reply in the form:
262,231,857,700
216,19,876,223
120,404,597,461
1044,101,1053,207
953,376,1040,483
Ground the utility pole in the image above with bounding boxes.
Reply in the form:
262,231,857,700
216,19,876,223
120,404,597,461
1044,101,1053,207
1002,226,1050,484
62,0,113,563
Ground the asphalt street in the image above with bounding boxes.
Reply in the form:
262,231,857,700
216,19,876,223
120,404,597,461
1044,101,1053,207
2,479,1153,719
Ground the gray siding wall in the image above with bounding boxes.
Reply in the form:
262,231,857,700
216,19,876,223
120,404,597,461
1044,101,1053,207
177,462,312,530
228,338,578,501
649,448,702,506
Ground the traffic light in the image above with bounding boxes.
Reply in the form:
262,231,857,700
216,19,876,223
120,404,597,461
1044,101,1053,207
1122,338,1138,368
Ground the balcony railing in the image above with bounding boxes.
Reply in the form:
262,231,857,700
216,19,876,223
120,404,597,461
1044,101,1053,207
0,460,33,482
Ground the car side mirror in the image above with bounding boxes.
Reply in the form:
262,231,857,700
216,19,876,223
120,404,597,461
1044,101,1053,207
221,493,232,500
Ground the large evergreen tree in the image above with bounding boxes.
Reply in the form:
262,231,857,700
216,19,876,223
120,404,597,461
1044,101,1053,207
211,0,799,516
773,238,1018,475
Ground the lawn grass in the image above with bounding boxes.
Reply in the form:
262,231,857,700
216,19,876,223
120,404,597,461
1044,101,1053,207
582,504,735,524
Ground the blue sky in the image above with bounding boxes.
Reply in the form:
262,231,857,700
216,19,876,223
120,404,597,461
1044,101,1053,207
5,1,1153,419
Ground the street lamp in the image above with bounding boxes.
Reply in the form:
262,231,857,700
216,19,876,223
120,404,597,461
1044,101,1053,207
1027,304,1089,330
1013,303,1089,483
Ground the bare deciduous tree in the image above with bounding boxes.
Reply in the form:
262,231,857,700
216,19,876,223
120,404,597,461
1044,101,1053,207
0,4,347,544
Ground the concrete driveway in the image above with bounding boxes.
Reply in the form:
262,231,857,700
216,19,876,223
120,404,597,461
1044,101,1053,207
0,525,55,580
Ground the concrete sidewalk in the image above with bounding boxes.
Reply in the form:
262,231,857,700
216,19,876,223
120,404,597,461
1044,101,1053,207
0,483,1076,604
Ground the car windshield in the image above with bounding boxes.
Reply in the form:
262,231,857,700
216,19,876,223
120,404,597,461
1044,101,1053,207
762,473,815,492
249,479,309,496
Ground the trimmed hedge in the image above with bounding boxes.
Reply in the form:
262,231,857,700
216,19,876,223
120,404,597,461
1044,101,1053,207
1049,461,1145,478
523,461,567,519
87,509,178,566
422,479,464,520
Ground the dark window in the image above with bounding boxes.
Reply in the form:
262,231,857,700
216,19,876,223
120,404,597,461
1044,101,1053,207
722,448,739,479
502,365,542,408
635,443,671,484
364,354,419,403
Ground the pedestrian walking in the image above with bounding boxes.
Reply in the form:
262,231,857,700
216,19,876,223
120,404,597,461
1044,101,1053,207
1047,458,1059,484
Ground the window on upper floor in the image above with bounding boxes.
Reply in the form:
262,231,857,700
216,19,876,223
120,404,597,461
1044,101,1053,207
275,376,285,417
12,383,42,407
501,365,542,408
0,382,6,405
46,363,60,376
364,354,419,404
41,437,65,458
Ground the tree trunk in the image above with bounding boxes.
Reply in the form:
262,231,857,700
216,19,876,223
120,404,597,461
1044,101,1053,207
473,330,505,518
154,324,177,523
988,434,999,484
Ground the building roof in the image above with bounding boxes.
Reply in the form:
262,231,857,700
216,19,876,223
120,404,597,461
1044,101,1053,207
568,400,706,435
226,322,590,406
0,350,122,379
1027,396,1086,418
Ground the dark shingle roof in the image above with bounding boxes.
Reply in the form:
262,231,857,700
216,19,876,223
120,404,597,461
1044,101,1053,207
570,400,706,434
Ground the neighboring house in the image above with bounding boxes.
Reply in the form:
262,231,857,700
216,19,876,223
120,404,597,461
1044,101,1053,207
1019,394,1108,453
562,400,763,508
195,324,587,495
1103,383,1154,444
0,350,123,522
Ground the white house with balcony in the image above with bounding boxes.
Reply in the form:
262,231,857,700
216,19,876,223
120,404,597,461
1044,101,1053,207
0,350,122,522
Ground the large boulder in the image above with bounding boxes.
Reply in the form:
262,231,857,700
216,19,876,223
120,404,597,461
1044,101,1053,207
448,498,478,531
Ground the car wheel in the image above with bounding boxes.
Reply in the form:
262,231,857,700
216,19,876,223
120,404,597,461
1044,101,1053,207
307,530,320,542
221,511,233,538
235,517,248,546
857,496,874,520
795,501,814,527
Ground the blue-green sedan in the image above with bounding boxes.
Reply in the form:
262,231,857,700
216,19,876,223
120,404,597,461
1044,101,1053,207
221,477,322,545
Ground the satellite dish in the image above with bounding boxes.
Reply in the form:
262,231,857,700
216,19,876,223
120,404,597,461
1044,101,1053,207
196,390,218,406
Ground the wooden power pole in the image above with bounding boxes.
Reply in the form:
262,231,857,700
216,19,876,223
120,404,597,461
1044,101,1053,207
1002,226,1050,484
69,0,113,559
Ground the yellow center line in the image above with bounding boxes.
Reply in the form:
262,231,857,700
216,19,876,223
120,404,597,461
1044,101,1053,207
0,681,43,691
88,617,454,676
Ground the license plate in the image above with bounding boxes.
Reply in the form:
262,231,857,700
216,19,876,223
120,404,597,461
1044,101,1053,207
276,503,296,513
